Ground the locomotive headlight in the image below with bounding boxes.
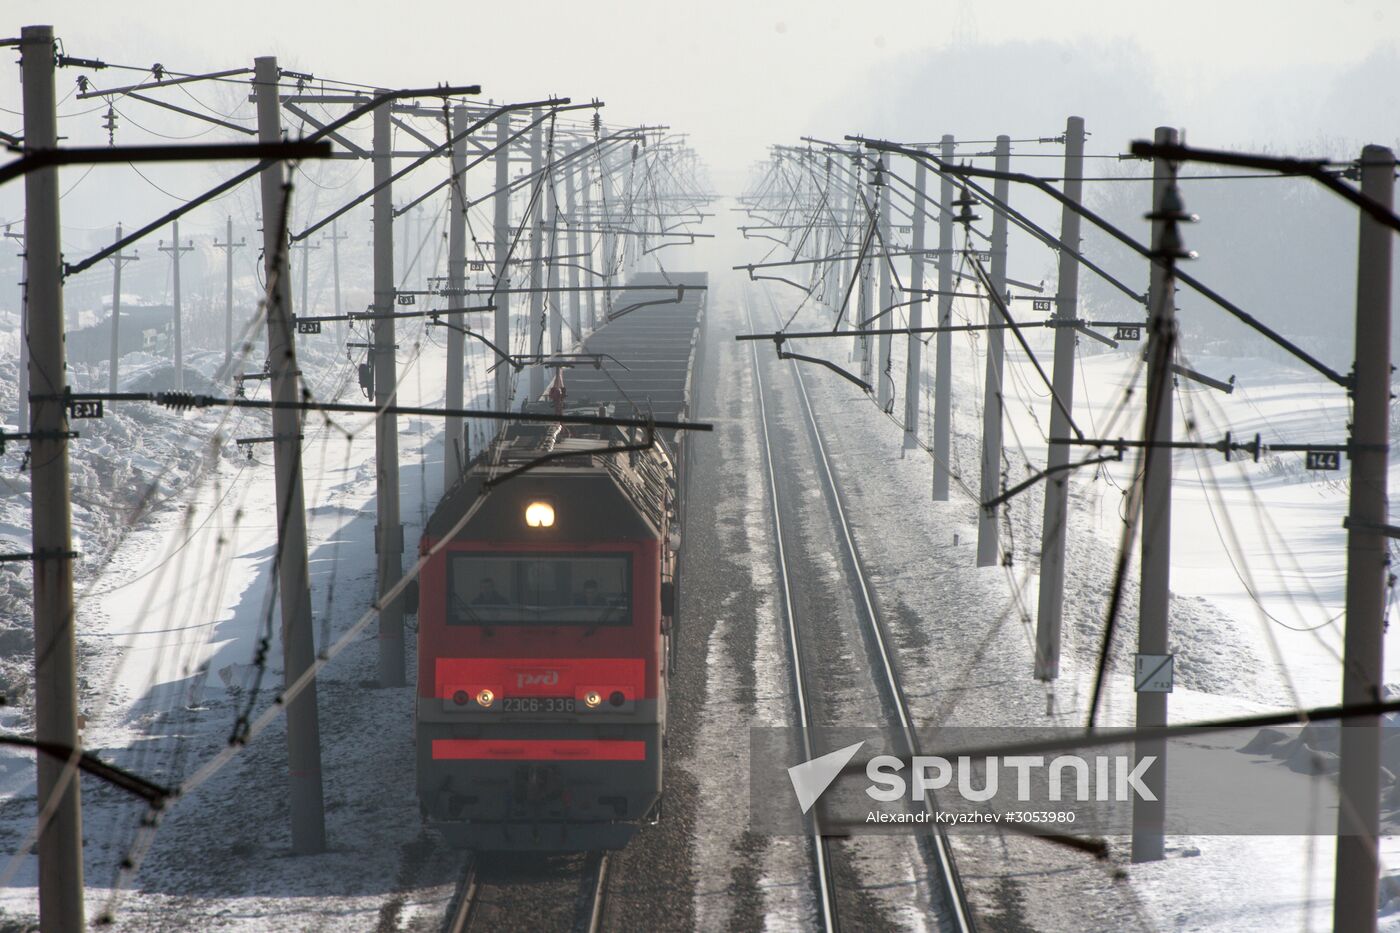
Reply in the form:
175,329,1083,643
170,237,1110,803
584,690,603,708
475,688,495,707
525,500,555,528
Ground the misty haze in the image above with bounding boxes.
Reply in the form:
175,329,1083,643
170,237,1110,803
1,2,1399,931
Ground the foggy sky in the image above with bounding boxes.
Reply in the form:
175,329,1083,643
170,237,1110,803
2,0,1398,233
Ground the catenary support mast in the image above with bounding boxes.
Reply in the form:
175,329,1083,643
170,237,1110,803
372,94,405,686
253,54,327,855
976,135,1011,567
1034,116,1086,681
23,24,86,932
1333,142,1396,933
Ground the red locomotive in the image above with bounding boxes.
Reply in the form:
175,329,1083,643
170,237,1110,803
415,274,704,850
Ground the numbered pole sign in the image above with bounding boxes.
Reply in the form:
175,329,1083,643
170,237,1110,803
396,293,416,306
469,260,486,272
1305,450,1341,471
975,250,992,262
69,400,103,420
1032,299,1052,312
296,320,322,335
1114,324,1142,341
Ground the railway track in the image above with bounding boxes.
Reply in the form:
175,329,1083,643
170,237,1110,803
442,852,610,933
746,285,975,933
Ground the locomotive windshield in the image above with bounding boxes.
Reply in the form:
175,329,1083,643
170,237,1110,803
447,553,632,627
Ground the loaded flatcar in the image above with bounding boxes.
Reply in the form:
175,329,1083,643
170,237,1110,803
415,272,706,850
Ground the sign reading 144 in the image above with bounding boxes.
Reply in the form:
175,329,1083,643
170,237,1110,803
1305,450,1341,471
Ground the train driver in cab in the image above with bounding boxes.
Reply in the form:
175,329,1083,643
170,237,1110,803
472,576,509,605
576,578,605,606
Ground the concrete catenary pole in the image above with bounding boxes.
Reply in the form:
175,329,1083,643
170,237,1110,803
107,224,138,393
213,216,242,370
1034,116,1086,681
844,151,861,331
976,135,1011,567
564,154,582,341
875,153,894,410
492,111,512,410
399,203,412,294
109,225,121,392
932,135,955,501
159,220,193,390
1132,125,1180,864
296,236,318,331
253,55,326,855
546,162,562,359
329,218,345,344
444,104,468,485
5,228,26,430
600,161,616,318
1333,143,1395,933
23,24,85,932
581,165,598,331
858,167,875,385
903,156,928,450
527,110,546,400
822,155,838,312
372,95,405,686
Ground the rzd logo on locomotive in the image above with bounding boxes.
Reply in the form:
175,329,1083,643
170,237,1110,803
516,671,560,688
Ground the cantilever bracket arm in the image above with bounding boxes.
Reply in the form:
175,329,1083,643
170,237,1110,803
740,229,790,247
429,317,523,371
643,235,711,256
1074,322,1119,349
0,139,330,188
304,302,493,324
983,451,1126,513
1172,361,1236,394
510,352,631,371
773,339,873,393
607,285,687,322
748,267,814,294
0,735,174,807
483,422,656,489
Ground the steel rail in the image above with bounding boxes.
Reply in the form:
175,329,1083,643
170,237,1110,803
755,285,976,933
443,857,479,933
744,291,841,932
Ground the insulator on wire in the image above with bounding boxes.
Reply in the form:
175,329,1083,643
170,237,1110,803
952,187,980,226
1145,180,1198,261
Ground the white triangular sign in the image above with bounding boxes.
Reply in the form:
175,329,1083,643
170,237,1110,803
787,741,864,814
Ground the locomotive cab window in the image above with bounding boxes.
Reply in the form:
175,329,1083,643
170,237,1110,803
448,553,631,627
